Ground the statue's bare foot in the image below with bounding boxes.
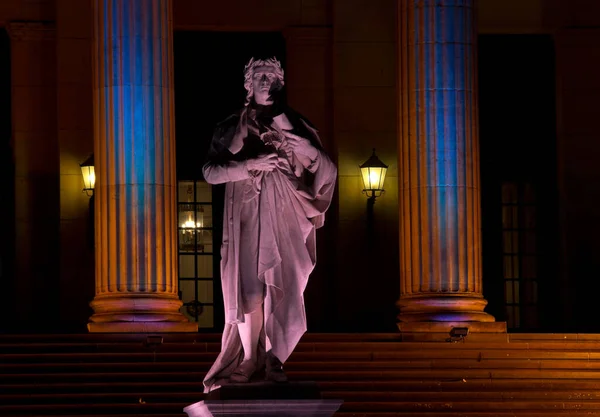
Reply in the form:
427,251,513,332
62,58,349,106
229,359,257,383
265,351,288,383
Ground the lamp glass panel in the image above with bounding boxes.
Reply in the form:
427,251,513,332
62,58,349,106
377,167,387,190
361,166,387,190
81,166,96,190
360,167,370,190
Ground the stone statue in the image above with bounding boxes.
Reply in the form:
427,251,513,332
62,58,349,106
202,57,337,392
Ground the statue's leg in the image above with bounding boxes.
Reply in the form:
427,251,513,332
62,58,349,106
238,307,264,362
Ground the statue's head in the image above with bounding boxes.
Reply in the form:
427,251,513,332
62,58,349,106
243,57,285,106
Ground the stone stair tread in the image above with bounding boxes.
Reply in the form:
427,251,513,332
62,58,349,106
5,390,600,405
340,400,600,411
0,381,204,395
334,412,600,416
7,358,600,374
0,392,201,405
318,379,600,390
323,390,600,401
6,368,600,383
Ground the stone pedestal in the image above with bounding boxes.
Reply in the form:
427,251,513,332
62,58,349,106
184,382,343,417
396,0,497,325
88,0,196,332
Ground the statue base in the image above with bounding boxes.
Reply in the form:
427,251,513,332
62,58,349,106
183,382,343,417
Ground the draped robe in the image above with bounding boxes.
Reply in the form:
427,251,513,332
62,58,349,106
201,104,337,392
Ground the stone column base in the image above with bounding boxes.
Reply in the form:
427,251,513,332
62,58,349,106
88,293,198,333
397,294,496,322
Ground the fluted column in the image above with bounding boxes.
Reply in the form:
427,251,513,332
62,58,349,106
397,0,496,325
88,0,196,332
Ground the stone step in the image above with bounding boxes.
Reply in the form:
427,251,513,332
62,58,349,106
5,399,600,416
323,390,600,401
0,403,186,416
5,388,600,406
4,368,600,384
2,349,598,364
6,358,600,375
318,379,600,391
339,400,600,412
6,378,600,396
2,332,600,344
0,392,200,406
0,381,205,395
6,339,600,354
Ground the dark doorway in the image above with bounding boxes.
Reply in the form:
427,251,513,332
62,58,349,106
478,35,559,331
0,29,13,332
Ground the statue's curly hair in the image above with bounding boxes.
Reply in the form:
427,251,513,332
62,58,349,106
243,57,285,106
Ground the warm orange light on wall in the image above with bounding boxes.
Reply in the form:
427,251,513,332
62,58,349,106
360,148,388,202
80,154,96,196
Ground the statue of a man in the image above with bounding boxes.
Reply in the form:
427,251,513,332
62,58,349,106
202,57,337,392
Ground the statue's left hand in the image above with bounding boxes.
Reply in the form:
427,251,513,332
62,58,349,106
284,132,318,160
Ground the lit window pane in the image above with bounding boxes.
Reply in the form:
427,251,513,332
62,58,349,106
178,181,195,203
179,255,195,278
197,205,213,228
179,280,196,305
197,255,213,278
196,182,212,203
197,280,213,304
197,305,214,329
179,229,195,252
179,204,196,229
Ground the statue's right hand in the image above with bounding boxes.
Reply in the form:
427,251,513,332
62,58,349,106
246,153,279,172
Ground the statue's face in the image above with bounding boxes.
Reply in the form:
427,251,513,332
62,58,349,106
252,65,278,105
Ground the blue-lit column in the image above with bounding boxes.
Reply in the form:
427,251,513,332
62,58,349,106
88,0,196,332
397,0,497,327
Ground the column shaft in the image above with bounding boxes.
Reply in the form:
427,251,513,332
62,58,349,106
88,0,196,332
397,0,494,323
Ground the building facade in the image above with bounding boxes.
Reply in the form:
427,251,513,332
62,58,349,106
1,0,599,334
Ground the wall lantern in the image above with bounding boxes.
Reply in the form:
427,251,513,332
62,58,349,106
360,148,388,203
80,154,95,196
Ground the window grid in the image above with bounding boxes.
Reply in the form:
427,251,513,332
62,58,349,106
177,180,215,329
501,182,538,330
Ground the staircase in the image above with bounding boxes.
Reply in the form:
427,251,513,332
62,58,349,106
3,333,600,416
